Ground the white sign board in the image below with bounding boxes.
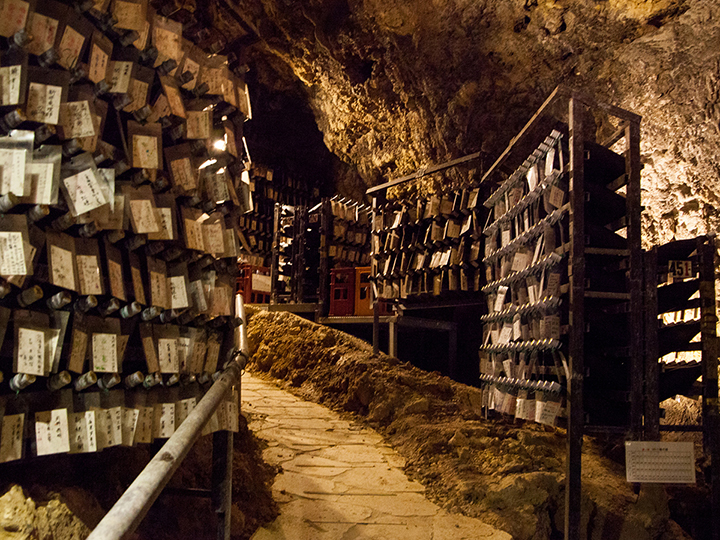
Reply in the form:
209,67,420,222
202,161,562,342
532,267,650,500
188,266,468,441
625,441,696,484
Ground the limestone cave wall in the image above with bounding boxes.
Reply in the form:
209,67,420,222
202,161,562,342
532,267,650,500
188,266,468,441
211,0,720,245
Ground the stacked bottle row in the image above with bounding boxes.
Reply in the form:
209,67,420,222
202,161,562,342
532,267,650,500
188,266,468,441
370,187,486,301
0,0,253,462
324,197,371,268
479,130,569,425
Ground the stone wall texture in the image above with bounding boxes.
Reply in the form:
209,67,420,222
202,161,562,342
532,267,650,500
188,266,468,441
216,0,720,245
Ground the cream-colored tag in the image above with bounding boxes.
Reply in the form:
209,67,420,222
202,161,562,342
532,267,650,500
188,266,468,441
164,84,185,118
204,339,221,373
202,67,224,95
0,65,22,106
203,223,224,255
135,407,153,444
64,169,108,215
176,397,196,427
35,409,70,456
134,19,150,50
184,219,204,251
17,327,44,376
153,24,181,70
92,333,117,373
121,408,139,446
27,13,59,56
181,57,200,90
124,78,149,112
0,414,24,462
0,148,27,196
153,403,175,439
171,158,196,190
95,408,120,449
210,287,232,317
129,199,160,233
133,135,159,169
50,245,75,290
0,0,29,38
185,111,211,139
108,259,125,300
141,335,159,373
131,266,146,304
0,232,26,275
113,0,145,31
177,337,190,371
68,329,88,373
110,61,133,93
222,78,237,107
149,207,173,240
190,340,206,373
77,113,101,153
202,410,219,436
158,338,178,373
3,241,33,286
89,44,109,84
108,407,123,447
77,255,102,295
224,401,239,432
190,280,207,312
60,101,95,139
169,276,189,309
57,25,85,70
69,411,97,454
26,162,55,204
150,271,168,308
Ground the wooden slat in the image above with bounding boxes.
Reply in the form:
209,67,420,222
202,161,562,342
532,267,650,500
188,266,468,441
645,248,660,440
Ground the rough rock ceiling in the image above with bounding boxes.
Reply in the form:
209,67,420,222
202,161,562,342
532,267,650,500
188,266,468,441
208,0,720,245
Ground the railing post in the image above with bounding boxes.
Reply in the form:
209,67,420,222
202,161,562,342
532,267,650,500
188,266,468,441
212,430,233,540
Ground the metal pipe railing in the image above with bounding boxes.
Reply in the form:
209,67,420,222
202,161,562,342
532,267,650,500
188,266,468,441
87,294,249,540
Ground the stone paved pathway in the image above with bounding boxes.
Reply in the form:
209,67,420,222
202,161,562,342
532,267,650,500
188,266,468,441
242,372,511,540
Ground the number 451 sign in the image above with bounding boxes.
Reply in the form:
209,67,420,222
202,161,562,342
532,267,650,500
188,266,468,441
668,260,694,279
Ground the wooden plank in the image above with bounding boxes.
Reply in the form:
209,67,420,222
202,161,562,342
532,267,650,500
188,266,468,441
626,121,644,439
318,199,332,317
565,95,585,540
584,291,631,300
601,121,629,149
269,203,281,304
585,247,630,257
572,89,642,124
644,248,660,440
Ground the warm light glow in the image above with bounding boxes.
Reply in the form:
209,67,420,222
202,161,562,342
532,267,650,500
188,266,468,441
199,158,217,169
214,138,227,152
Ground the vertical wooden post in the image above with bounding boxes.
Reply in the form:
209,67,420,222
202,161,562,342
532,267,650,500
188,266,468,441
270,203,281,304
626,121,644,439
372,196,380,355
698,236,720,540
319,199,331,317
643,247,660,440
565,95,585,540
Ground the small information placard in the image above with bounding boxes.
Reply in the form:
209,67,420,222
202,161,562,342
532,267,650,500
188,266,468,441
625,441,696,484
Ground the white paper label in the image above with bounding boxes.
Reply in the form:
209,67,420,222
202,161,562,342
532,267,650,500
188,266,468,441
203,222,224,254
125,78,149,112
89,44,109,84
92,333,118,373
129,199,160,233
50,245,75,290
0,148,27,197
35,409,70,456
535,399,561,426
158,338,179,373
625,441,696,484
110,61,133,94
169,276,189,309
135,407,153,444
153,403,175,439
176,397,197,427
184,219,204,251
64,169,108,216
150,271,167,308
17,327,45,376
0,232,26,275
27,83,62,124
190,280,208,312
57,25,84,70
60,101,95,139
131,266,146,304
26,162,55,205
493,285,508,312
0,65,21,105
122,408,139,446
70,411,97,454
133,135,160,170
170,158,196,190
0,414,24,462
77,255,102,295
185,110,211,139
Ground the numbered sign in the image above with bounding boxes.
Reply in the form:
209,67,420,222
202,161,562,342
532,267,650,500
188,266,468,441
668,260,694,279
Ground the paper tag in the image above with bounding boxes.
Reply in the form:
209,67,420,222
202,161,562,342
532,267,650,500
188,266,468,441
27,83,62,124
70,411,97,454
526,164,538,191
113,0,145,30
110,61,133,93
0,148,26,196
125,78,149,112
177,337,190,371
153,403,175,439
35,409,70,456
548,185,564,209
536,399,561,426
169,276,189,309
17,327,45,376
141,335,159,373
64,169,108,215
108,259,125,300
158,338,178,373
0,65,21,105
149,207,173,240
133,135,160,170
131,266,146,304
76,255,102,295
27,13,58,56
184,219,204,251
503,359,514,378
512,251,530,272
68,329,88,373
181,57,200,90
122,408,139,446
0,414,24,462
0,0,28,39
176,397,197,427
498,323,513,344
190,280,207,312
545,315,561,340
96,408,121,449
625,441,696,484
57,25,84,70
150,271,168,308
501,228,511,247
170,158,196,190
493,285,508,312
203,223,225,254
89,44,109,84
92,333,117,373
50,245,75,290
26,162,55,204
513,314,522,341
164,84,185,117
185,111,211,139
135,407,153,444
60,101,95,139
0,232,26,275
545,148,556,177
129,199,160,233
